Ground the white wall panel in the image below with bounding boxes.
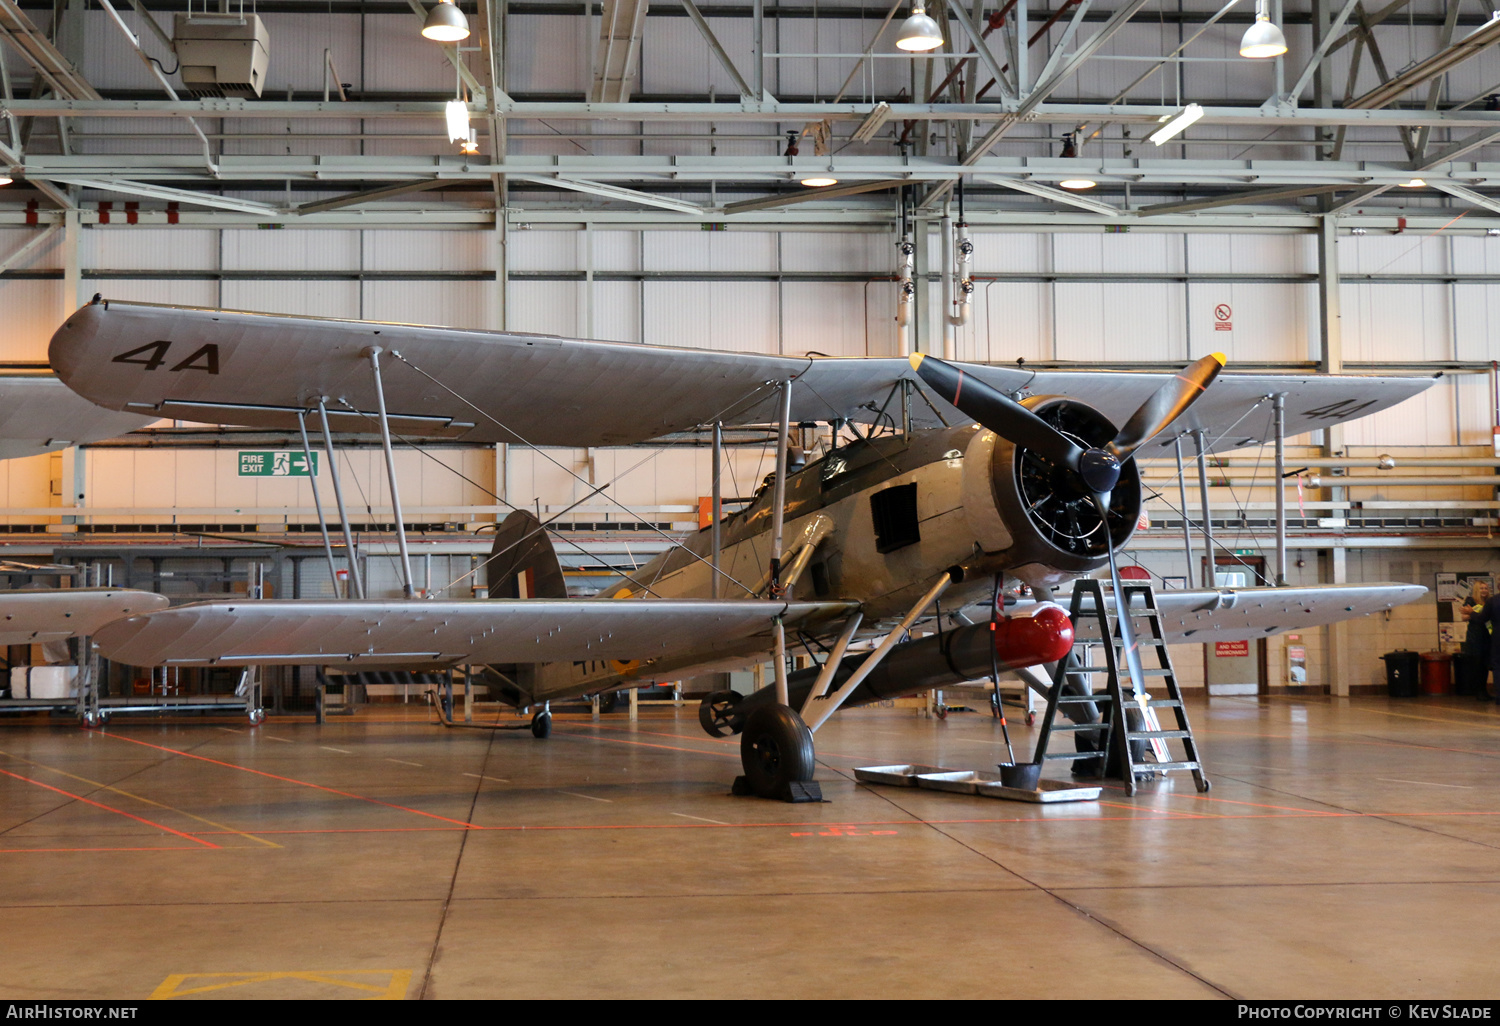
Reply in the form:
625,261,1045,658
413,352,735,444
221,280,360,319
85,278,218,312
1186,234,1314,274
780,231,891,273
1055,233,1186,275
89,229,218,270
0,280,67,362
974,281,1051,364
509,280,582,337
1344,283,1452,362
592,281,642,343
1053,282,1186,362
643,230,778,271
507,14,592,94
224,230,358,271
781,282,873,358
1185,282,1311,363
364,230,492,272
362,280,489,329
643,281,778,352
1341,233,1450,275
508,231,583,272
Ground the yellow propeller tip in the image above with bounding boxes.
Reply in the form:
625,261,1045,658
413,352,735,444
1211,352,1227,366
908,353,925,371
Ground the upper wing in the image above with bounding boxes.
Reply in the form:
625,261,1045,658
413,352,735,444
0,376,153,459
51,300,1431,453
92,597,859,667
0,588,170,645
1060,582,1426,645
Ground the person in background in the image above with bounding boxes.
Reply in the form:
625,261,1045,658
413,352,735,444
1462,583,1497,701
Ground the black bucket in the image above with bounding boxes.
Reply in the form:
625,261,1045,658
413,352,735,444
998,762,1041,790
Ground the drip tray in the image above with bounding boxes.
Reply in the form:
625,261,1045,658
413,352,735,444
854,765,1102,803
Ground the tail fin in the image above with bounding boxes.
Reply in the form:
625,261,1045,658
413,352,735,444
488,509,568,599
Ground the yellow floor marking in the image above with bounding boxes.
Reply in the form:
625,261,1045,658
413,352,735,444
151,969,411,1000
0,749,281,849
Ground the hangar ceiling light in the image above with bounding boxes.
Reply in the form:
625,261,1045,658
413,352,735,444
1240,0,1287,58
1400,178,1427,188
800,176,839,187
1059,178,1097,190
422,0,470,42
445,98,470,142
1149,103,1205,146
895,4,944,52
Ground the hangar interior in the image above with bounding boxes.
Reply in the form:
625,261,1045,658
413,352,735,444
0,0,1497,1000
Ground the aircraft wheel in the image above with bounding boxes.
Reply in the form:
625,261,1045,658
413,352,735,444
739,704,815,800
698,689,745,738
81,710,99,727
248,709,265,726
531,710,552,739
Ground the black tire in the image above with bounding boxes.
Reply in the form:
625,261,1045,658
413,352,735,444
531,711,552,739
739,704,815,799
698,689,745,738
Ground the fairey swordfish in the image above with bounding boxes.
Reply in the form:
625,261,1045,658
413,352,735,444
48,298,1429,799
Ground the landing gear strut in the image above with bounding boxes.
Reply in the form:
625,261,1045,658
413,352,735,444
733,704,820,802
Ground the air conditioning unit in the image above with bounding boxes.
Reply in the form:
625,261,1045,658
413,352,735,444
173,13,269,98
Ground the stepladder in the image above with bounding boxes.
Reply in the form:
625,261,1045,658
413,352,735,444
1031,578,1209,796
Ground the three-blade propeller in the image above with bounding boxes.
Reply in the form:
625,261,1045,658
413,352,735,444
908,350,1225,700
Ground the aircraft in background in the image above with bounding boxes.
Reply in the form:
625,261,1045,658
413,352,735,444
49,299,1429,799
0,375,152,459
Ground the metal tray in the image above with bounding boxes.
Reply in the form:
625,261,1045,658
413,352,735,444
853,764,953,786
977,779,1103,803
915,770,1006,794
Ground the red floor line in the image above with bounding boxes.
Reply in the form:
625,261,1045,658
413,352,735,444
88,730,480,829
0,846,211,854
0,767,221,849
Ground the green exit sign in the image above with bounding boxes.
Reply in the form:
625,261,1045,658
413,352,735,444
239,451,318,477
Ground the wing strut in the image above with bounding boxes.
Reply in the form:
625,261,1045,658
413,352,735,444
317,399,364,599
367,346,415,599
768,379,793,704
803,569,955,732
296,410,340,598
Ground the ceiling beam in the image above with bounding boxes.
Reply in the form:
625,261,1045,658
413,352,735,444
295,178,450,215
509,174,706,214
721,178,901,214
1429,181,1500,217
1139,184,1349,216
36,176,283,215
981,176,1122,216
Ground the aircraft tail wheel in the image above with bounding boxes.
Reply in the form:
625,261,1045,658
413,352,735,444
735,704,820,802
698,689,746,738
531,710,552,739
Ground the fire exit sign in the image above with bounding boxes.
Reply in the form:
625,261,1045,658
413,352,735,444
239,451,318,477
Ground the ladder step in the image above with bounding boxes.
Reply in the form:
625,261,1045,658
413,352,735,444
1145,698,1182,708
1042,751,1105,761
1051,723,1110,732
1056,693,1114,703
1127,730,1192,740
1140,760,1201,772
1068,665,1110,673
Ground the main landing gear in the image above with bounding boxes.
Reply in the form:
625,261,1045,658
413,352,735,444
530,704,552,739
732,704,821,803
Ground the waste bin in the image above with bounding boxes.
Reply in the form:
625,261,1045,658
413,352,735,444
1382,650,1420,697
1419,651,1452,695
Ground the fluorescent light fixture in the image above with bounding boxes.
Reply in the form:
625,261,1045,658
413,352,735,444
800,176,839,187
445,98,469,142
1059,178,1097,190
1400,178,1427,188
422,0,470,42
460,128,479,155
851,102,893,144
1149,103,1205,146
1240,0,1287,58
0,175,11,187
895,4,944,51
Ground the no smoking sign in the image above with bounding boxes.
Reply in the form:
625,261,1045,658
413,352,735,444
1214,303,1233,331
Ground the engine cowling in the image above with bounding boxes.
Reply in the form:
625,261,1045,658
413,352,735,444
988,396,1142,580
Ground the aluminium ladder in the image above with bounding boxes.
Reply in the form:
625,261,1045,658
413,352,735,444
1031,578,1209,797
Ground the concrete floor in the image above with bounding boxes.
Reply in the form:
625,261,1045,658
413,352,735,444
1,694,1498,1000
